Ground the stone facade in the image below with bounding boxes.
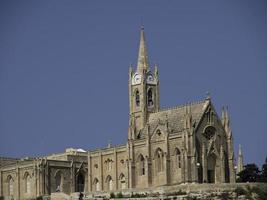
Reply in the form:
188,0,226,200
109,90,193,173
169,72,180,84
0,27,235,199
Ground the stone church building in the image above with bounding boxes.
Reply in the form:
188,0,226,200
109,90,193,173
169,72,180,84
0,27,235,199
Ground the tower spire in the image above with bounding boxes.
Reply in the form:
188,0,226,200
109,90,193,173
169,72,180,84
137,25,149,72
237,144,244,174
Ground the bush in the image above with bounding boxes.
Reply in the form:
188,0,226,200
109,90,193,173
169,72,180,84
219,192,232,200
237,164,260,182
185,196,197,200
148,192,160,197
169,190,186,196
0,196,4,200
249,185,267,200
116,192,124,198
235,186,246,196
131,193,148,198
110,192,115,198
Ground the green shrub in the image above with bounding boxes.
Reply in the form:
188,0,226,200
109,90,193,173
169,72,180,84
163,198,170,200
0,196,4,200
250,185,267,200
167,190,186,196
131,193,147,198
116,192,123,198
219,192,232,200
185,196,197,200
149,192,160,197
110,192,115,198
235,186,246,196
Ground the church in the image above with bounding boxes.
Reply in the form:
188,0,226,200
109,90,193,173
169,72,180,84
0,27,235,199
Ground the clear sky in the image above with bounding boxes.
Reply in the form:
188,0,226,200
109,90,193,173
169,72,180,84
0,1,266,167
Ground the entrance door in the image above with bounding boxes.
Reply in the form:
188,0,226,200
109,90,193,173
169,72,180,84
76,173,85,192
207,153,216,183
207,169,215,183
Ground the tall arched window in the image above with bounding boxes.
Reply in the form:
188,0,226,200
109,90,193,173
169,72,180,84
135,90,140,106
147,88,153,106
25,173,31,194
93,178,100,191
175,148,181,168
55,171,62,192
105,159,112,171
106,176,113,191
138,154,145,175
155,148,164,173
119,173,126,189
76,173,85,192
8,176,14,196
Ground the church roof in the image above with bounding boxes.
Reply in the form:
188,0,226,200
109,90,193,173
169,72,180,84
148,99,209,135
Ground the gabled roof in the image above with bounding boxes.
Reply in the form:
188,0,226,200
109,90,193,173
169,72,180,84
148,99,209,135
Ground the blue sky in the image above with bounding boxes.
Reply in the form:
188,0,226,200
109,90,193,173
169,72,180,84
0,1,266,167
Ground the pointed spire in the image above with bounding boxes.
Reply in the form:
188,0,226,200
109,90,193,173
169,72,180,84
225,106,229,119
222,106,225,119
129,63,133,80
137,25,149,72
238,144,242,156
205,91,211,101
237,144,244,174
225,106,230,128
221,106,226,127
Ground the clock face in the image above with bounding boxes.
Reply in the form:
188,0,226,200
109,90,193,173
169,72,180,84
146,74,154,83
132,73,142,85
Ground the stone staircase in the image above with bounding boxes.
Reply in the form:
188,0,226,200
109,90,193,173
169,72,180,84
51,192,70,200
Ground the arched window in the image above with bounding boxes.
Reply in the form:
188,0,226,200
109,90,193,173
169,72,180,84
94,178,100,191
138,154,146,176
105,159,112,171
25,173,31,194
147,88,153,106
119,173,126,189
155,148,164,173
8,176,14,196
55,171,62,192
175,148,181,168
135,90,140,106
138,154,145,176
76,173,85,192
203,126,216,140
106,176,113,191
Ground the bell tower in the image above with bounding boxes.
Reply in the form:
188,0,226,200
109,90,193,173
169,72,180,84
128,26,160,138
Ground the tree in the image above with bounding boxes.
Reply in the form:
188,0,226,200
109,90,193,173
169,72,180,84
259,156,267,182
237,163,260,182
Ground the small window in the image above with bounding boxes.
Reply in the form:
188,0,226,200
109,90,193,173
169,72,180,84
8,176,14,196
106,176,113,191
94,178,100,191
148,89,153,106
137,131,141,139
119,174,126,189
156,130,161,136
155,148,164,173
139,155,145,176
106,159,112,171
25,174,31,194
135,90,140,106
175,148,181,168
